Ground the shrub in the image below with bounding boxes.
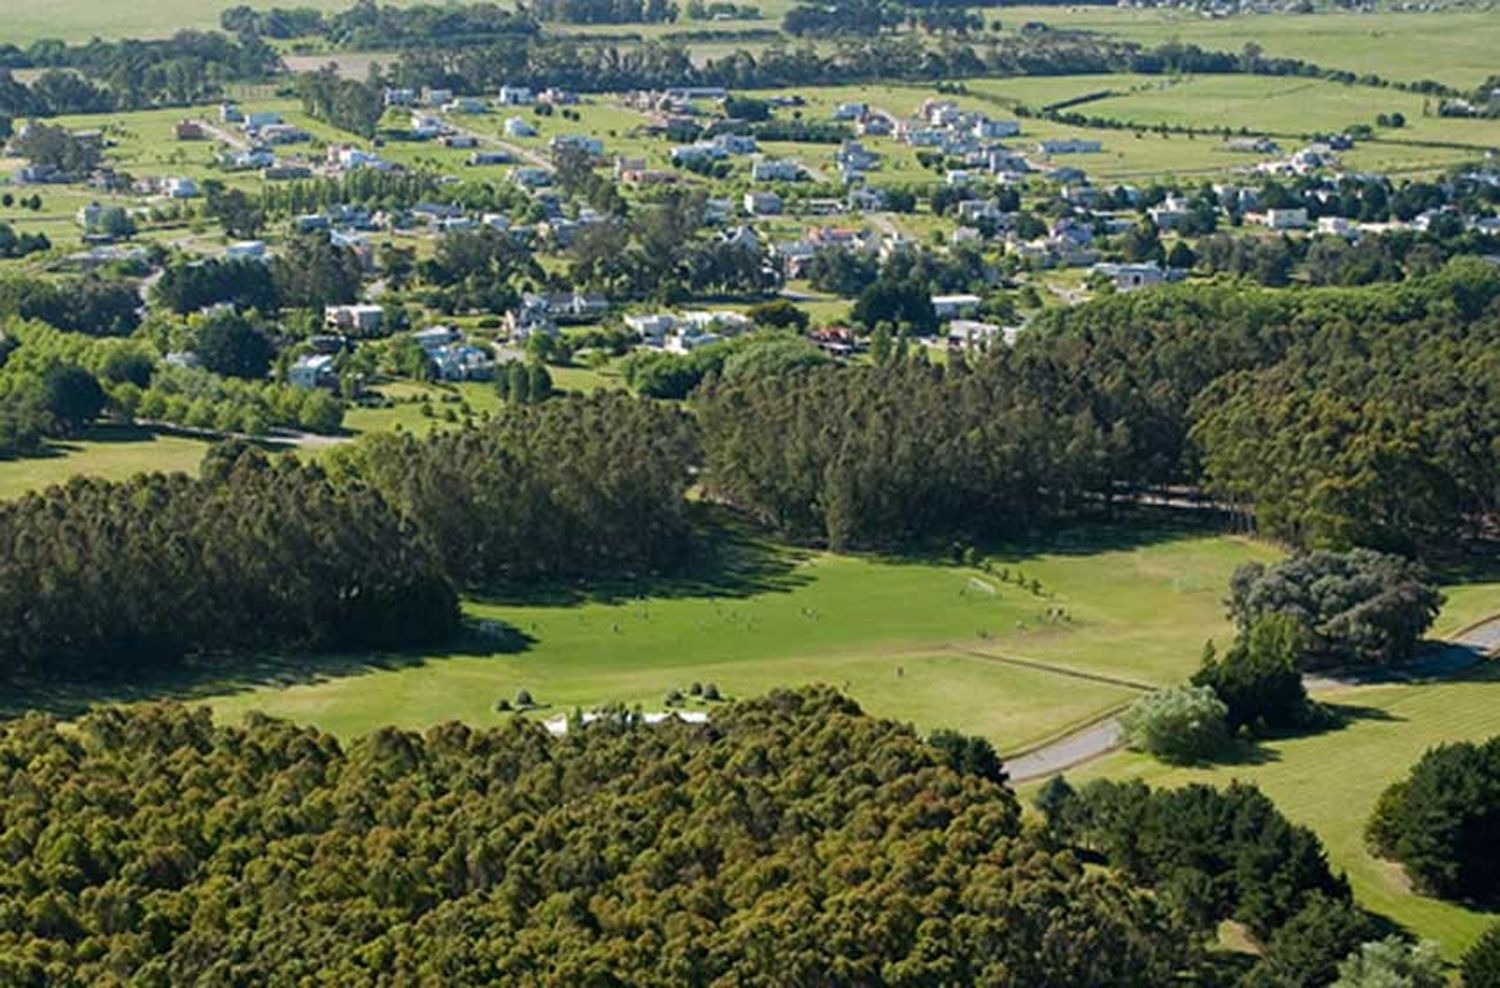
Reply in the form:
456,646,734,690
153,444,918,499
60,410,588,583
515,689,534,708
1332,937,1444,988
1461,923,1500,987
1120,685,1229,764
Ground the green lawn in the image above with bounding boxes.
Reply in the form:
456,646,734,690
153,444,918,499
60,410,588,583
200,525,1271,749
0,426,210,501
1062,661,1500,961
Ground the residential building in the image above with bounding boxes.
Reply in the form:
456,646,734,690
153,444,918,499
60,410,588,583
931,294,982,320
504,116,537,138
744,191,783,216
325,304,385,333
751,158,801,182
289,354,339,389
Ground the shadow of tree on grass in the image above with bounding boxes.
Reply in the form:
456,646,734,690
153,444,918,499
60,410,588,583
0,618,536,721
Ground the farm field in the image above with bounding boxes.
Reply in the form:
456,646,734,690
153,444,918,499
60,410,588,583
996,6,1500,91
1078,74,1500,150
1062,661,1500,961
203,525,1273,748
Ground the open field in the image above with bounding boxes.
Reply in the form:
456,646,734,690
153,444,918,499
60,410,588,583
1062,660,1500,961
0,426,210,501
997,6,1500,91
199,525,1273,747
3,0,424,45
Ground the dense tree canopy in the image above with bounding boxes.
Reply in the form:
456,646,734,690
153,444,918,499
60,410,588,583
1227,550,1442,668
0,689,1218,985
0,451,457,683
326,394,699,588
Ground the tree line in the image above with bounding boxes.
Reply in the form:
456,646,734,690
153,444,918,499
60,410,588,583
0,451,457,682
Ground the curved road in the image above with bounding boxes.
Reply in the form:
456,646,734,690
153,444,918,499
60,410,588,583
1004,613,1500,783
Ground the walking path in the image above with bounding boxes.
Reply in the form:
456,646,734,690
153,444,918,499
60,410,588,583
1003,612,1500,783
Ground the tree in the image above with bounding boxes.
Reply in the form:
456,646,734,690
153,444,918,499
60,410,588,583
1461,923,1500,988
41,366,105,434
928,728,1006,784
1333,938,1444,988
1366,736,1500,900
194,312,274,380
1227,552,1443,668
527,362,553,403
272,233,363,311
850,278,937,335
746,298,810,331
1191,613,1312,733
1166,240,1196,270
1119,685,1229,764
1247,894,1379,988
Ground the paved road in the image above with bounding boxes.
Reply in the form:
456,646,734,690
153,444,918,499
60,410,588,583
1004,612,1500,784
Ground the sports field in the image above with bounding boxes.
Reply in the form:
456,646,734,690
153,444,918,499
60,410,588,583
202,525,1274,749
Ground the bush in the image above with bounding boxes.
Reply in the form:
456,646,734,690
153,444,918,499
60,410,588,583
515,688,534,708
1462,923,1500,988
1332,937,1444,988
1228,550,1442,668
1366,736,1500,900
1120,685,1229,764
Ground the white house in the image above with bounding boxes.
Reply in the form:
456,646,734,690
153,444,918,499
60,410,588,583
224,240,267,261
1259,207,1309,230
1092,261,1166,292
743,191,783,216
503,116,537,138
973,118,1020,139
497,85,536,106
931,294,982,320
162,176,199,198
288,353,338,389
751,158,801,182
1037,138,1102,155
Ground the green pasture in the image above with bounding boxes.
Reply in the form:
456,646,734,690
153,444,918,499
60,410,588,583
994,6,1500,90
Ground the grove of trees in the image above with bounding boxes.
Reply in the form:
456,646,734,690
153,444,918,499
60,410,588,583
0,687,1369,985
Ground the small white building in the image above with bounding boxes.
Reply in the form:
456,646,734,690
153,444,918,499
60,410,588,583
751,158,801,183
1258,207,1309,230
497,85,536,106
743,191,783,216
504,116,537,138
931,294,982,320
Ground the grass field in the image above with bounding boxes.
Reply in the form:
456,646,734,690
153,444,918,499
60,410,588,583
997,6,1500,91
1062,661,1500,961
0,426,210,500
189,524,1273,747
